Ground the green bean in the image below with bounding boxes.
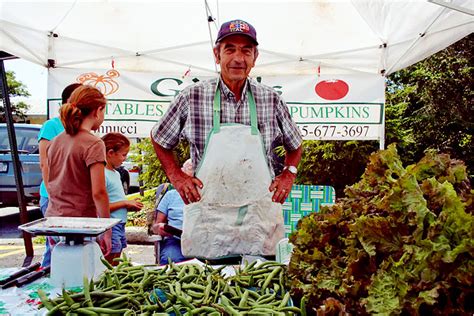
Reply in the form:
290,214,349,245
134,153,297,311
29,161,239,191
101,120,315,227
261,267,282,292
45,301,67,315
99,295,128,308
83,277,93,307
278,306,302,313
278,292,291,308
238,290,250,308
300,296,307,316
82,307,129,314
62,288,75,306
190,306,218,314
100,257,114,270
38,289,54,310
74,308,99,315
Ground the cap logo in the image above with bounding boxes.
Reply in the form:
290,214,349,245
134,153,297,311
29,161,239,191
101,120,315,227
229,20,250,34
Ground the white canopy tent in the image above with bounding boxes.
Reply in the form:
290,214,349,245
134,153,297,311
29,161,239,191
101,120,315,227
1,0,473,77
1,0,472,265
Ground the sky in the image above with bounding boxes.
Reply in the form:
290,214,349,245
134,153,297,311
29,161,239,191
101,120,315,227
4,58,48,115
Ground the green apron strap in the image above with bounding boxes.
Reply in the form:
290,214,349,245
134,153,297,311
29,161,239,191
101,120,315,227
236,205,248,226
213,80,258,135
213,84,221,133
247,87,258,135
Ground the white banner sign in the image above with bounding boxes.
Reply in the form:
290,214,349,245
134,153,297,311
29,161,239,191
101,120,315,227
48,68,385,141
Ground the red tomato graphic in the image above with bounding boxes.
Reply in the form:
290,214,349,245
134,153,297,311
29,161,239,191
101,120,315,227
315,79,349,100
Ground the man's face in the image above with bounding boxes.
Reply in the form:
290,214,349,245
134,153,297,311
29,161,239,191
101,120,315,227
214,35,258,84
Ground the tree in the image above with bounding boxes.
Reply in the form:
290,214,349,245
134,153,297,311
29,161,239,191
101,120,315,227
385,34,473,181
0,70,31,122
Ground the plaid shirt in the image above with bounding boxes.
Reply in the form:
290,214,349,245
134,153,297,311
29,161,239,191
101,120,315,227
151,77,302,175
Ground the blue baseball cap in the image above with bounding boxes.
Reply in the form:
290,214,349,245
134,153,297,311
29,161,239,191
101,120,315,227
216,19,258,45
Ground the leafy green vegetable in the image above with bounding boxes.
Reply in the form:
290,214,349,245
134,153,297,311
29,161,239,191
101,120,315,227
289,144,474,315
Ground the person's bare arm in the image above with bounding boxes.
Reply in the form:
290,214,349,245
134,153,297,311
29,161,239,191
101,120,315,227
90,162,111,255
39,139,50,187
151,137,202,204
110,200,143,212
90,163,110,218
269,145,303,204
151,211,172,237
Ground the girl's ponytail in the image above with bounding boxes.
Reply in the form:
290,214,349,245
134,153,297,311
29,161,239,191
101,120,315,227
60,103,83,135
60,85,106,135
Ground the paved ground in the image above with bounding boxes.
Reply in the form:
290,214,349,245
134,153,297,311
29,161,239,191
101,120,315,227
0,238,157,268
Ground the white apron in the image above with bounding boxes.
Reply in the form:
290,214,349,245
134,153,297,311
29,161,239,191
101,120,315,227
181,84,284,259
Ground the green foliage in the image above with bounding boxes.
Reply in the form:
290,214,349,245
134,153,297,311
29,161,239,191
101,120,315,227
295,140,378,197
385,34,473,182
288,144,474,315
0,71,31,122
130,138,189,190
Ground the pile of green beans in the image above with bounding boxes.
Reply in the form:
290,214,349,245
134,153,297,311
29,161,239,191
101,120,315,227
38,253,303,315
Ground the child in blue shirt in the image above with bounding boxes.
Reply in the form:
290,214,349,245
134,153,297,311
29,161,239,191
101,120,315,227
102,133,143,265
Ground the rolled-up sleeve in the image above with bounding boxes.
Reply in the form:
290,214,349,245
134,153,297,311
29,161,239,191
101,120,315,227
276,97,302,151
151,93,188,150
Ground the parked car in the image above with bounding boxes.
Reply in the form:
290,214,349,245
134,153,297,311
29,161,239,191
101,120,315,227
121,155,140,193
0,123,42,205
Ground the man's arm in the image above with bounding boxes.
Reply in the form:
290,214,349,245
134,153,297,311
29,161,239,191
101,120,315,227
151,137,202,204
269,145,302,204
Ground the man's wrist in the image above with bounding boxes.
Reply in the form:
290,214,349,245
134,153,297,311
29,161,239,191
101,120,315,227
283,165,298,175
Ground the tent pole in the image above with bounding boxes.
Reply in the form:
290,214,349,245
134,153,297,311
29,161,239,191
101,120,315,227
428,0,474,16
386,7,446,75
0,58,34,266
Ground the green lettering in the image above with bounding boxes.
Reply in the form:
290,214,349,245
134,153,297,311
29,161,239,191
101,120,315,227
325,107,334,117
335,106,344,118
150,77,183,97
135,104,145,116
124,103,134,115
310,106,324,118
112,104,123,115
289,106,298,118
299,106,309,119
145,104,155,116
362,106,370,118
351,106,361,118
155,104,164,116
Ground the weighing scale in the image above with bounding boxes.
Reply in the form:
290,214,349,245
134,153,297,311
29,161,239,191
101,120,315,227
19,217,120,288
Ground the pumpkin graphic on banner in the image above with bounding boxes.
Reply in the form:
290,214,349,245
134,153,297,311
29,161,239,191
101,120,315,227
76,69,120,96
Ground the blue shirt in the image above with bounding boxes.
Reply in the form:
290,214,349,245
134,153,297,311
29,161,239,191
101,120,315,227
38,117,64,198
157,189,184,230
105,168,128,223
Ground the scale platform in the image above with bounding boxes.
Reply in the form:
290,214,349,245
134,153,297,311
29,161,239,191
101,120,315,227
19,217,121,288
19,216,120,238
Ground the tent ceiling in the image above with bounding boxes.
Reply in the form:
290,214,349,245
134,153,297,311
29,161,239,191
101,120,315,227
1,0,473,76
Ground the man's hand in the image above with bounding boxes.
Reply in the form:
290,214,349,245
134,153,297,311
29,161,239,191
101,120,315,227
269,169,296,204
152,223,172,237
151,142,203,204
99,229,112,256
170,171,203,204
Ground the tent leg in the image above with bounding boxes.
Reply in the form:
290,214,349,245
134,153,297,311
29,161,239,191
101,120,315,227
0,59,34,261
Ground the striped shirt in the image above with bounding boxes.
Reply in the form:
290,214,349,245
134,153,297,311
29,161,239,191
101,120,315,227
151,77,302,176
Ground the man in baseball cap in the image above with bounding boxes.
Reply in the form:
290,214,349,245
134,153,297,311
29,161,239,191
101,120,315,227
151,18,302,259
